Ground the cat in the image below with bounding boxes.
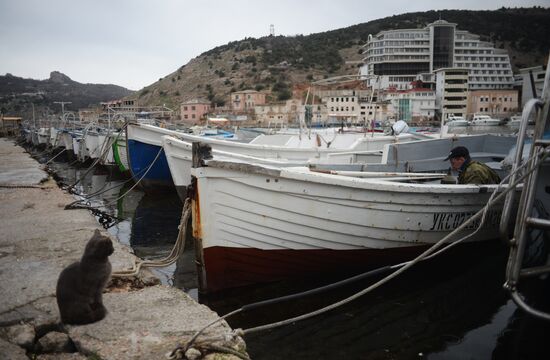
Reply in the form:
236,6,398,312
56,229,114,325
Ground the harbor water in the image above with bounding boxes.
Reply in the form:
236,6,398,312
31,130,549,359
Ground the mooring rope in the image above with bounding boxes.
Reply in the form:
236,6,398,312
167,146,548,357
44,148,67,165
102,145,164,207
112,197,191,277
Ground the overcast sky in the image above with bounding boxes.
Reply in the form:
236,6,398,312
0,0,547,90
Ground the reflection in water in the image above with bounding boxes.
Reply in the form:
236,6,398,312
204,243,507,359
41,148,549,359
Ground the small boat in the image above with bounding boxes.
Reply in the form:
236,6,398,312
112,132,131,176
37,127,50,146
189,141,519,293
470,114,501,126
507,114,535,128
446,115,469,127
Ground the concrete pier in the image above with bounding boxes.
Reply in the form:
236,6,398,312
0,139,246,359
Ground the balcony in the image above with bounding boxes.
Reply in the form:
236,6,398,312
444,100,468,106
445,83,468,89
445,74,468,80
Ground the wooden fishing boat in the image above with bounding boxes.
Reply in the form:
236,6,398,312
189,135,518,293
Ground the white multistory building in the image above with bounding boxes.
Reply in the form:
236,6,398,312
361,20,514,91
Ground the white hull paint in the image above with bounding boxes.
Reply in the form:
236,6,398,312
191,160,518,291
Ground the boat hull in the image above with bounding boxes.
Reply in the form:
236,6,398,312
113,135,130,175
126,123,178,190
192,163,514,293
201,245,431,292
127,139,174,189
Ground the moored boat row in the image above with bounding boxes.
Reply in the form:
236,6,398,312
21,108,546,295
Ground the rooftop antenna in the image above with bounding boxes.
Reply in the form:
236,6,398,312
270,24,275,36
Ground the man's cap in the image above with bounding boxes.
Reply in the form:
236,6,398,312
444,146,469,161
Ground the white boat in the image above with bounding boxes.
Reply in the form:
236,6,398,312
445,115,469,127
37,127,50,145
49,127,62,148
507,115,522,128
470,114,501,126
507,114,535,128
159,124,431,198
60,130,74,157
190,149,518,293
315,133,516,174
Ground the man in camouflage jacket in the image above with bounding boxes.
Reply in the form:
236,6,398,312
444,146,501,184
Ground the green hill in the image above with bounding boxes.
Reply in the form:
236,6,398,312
132,7,550,110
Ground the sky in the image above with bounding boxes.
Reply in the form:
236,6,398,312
0,0,547,91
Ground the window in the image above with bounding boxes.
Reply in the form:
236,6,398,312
192,114,196,119
183,106,188,111
191,106,196,110
184,115,188,119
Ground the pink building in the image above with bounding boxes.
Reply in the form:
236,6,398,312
181,99,211,124
230,90,266,111
467,90,519,118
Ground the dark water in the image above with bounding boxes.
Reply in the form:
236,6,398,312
34,145,550,360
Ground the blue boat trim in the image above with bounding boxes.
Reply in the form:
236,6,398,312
127,139,174,189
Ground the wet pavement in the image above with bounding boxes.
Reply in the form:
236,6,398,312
0,138,245,360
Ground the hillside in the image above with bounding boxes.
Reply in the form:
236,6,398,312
0,71,134,118
132,7,550,110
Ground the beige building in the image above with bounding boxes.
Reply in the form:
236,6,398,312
181,99,211,124
435,68,469,120
254,99,300,126
230,90,266,111
467,90,518,118
254,99,328,126
325,93,360,124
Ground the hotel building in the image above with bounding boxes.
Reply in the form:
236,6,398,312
362,20,514,91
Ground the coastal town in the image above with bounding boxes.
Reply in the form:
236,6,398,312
1,5,550,360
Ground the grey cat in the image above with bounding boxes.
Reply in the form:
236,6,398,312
56,229,114,325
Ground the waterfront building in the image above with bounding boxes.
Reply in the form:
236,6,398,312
467,89,519,118
435,68,469,120
383,88,437,124
358,101,395,124
230,90,266,111
180,99,211,124
362,20,514,91
255,99,328,126
325,93,360,124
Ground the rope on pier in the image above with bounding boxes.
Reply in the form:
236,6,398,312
167,147,549,357
102,145,164,207
112,197,191,277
